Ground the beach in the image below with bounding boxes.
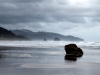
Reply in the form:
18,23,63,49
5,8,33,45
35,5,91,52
0,41,100,75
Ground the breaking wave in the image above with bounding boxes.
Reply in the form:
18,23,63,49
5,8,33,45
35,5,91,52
0,41,100,49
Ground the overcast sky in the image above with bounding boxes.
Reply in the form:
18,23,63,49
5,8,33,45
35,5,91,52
0,0,100,41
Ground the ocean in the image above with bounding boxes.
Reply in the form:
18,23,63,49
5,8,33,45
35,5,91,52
0,41,100,75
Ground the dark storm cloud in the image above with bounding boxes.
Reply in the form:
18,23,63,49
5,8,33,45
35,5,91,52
0,0,93,25
0,2,48,24
0,0,100,32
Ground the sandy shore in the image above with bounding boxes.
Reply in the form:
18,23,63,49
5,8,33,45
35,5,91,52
0,46,100,75
21,62,100,68
0,63,100,75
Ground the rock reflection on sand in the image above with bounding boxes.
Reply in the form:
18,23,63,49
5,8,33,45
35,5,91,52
64,54,83,61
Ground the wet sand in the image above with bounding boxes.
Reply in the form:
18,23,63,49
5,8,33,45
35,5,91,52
0,63,100,75
0,46,100,75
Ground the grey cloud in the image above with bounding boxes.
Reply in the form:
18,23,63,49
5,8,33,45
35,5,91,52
0,0,99,41
0,0,44,3
0,0,100,36
92,17,100,22
0,1,93,24
89,0,100,4
67,17,86,23
0,22,44,30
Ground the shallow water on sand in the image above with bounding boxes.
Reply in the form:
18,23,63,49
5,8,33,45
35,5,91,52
0,47,100,75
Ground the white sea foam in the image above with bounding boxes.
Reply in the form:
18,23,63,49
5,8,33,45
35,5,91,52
44,52,65,55
0,41,100,49
3,53,33,57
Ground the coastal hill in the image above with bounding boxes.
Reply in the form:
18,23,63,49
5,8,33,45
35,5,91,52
0,27,29,40
11,29,84,41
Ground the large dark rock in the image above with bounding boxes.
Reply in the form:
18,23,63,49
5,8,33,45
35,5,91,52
64,44,83,57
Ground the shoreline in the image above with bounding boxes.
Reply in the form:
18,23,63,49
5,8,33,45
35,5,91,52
0,45,64,50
